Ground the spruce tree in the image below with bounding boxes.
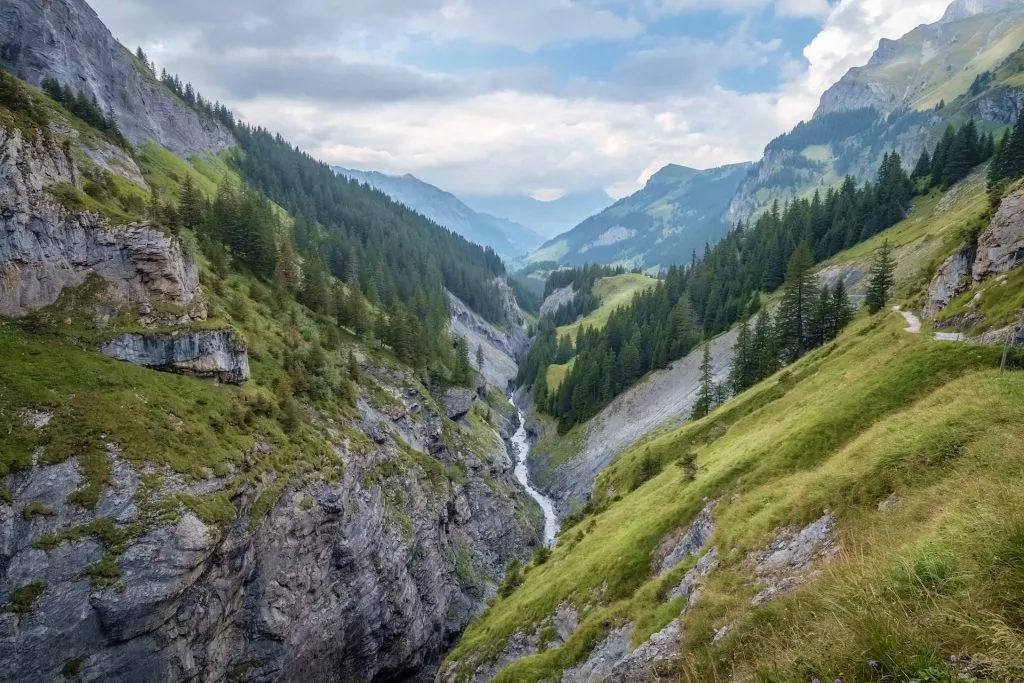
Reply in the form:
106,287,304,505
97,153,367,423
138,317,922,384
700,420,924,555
691,343,714,420
1003,110,1024,180
808,285,832,349
776,242,816,364
865,240,896,314
728,320,750,396
930,125,957,188
476,344,485,369
831,280,853,337
752,309,778,383
911,149,931,181
989,129,1011,187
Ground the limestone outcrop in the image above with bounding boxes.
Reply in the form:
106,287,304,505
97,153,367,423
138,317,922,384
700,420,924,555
99,331,251,384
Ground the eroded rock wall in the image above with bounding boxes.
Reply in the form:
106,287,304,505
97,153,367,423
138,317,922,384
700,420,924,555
0,371,540,683
0,126,201,318
0,0,234,157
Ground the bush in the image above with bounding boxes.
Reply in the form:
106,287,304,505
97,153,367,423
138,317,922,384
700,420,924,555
4,582,47,613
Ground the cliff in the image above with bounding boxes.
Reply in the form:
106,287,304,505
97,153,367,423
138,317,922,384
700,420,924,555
0,0,234,156
0,356,540,682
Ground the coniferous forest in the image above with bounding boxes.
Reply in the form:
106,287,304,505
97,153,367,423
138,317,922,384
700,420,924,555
128,59,510,380
520,142,963,432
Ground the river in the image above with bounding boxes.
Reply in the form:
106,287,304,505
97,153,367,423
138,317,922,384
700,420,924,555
509,402,559,546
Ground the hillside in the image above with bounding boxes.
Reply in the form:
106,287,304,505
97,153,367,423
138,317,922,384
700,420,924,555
445,309,1023,682
441,172,1024,679
527,165,995,518
529,163,750,270
0,2,542,679
335,168,546,259
726,3,1024,224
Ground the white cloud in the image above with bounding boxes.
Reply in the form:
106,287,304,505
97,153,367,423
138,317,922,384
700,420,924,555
86,0,960,201
237,87,790,198
801,0,950,96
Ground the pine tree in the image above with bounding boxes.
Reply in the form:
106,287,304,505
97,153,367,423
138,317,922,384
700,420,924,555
776,242,816,364
178,174,205,231
911,149,931,181
1003,111,1024,180
752,309,777,382
941,123,978,188
989,129,1011,187
930,125,957,188
476,344,485,369
691,343,714,420
831,280,853,338
865,240,896,314
808,285,832,349
728,320,755,396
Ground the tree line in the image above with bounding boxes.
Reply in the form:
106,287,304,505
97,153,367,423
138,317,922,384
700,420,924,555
125,53,512,381
542,264,626,326
520,146,921,433
911,119,995,191
987,103,1024,197
40,78,128,148
691,238,894,419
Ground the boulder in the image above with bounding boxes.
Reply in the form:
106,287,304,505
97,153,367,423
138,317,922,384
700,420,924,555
974,187,1024,281
99,331,250,384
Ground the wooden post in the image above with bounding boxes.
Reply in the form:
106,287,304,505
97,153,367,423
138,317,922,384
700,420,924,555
1002,329,1013,372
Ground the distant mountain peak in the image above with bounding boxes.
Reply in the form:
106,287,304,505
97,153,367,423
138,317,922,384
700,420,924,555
942,0,1024,22
333,167,546,258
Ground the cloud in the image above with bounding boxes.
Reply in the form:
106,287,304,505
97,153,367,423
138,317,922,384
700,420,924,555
800,0,950,95
236,87,790,198
85,0,960,201
638,0,831,19
90,0,641,53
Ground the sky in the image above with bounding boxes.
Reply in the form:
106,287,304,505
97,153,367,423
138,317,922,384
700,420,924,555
86,0,953,200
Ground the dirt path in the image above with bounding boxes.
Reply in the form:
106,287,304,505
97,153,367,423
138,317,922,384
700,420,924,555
894,306,966,341
893,306,922,333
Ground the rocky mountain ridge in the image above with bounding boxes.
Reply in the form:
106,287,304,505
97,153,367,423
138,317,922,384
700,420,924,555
0,0,234,156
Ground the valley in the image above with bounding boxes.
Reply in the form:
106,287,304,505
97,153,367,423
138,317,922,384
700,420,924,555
0,0,1023,682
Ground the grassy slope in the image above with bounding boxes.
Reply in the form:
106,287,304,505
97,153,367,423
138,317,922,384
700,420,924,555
445,172,1024,680
448,307,1024,682
825,171,991,305
545,358,575,394
1,79,496,556
556,273,657,345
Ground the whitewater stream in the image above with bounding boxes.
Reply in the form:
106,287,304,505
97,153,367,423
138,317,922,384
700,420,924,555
509,403,559,546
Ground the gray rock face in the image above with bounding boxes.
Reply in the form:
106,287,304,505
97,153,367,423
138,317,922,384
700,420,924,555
974,188,1024,280
539,286,576,318
0,367,539,683
927,185,1024,321
561,624,634,683
0,0,234,157
925,241,977,318
531,329,737,516
99,331,251,384
656,501,717,575
440,387,476,421
448,282,529,390
749,512,838,606
942,0,1024,22
0,126,202,318
604,621,680,683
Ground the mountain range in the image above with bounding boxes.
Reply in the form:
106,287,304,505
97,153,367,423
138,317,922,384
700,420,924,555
510,0,1024,271
333,168,547,260
527,162,751,270
461,190,615,240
